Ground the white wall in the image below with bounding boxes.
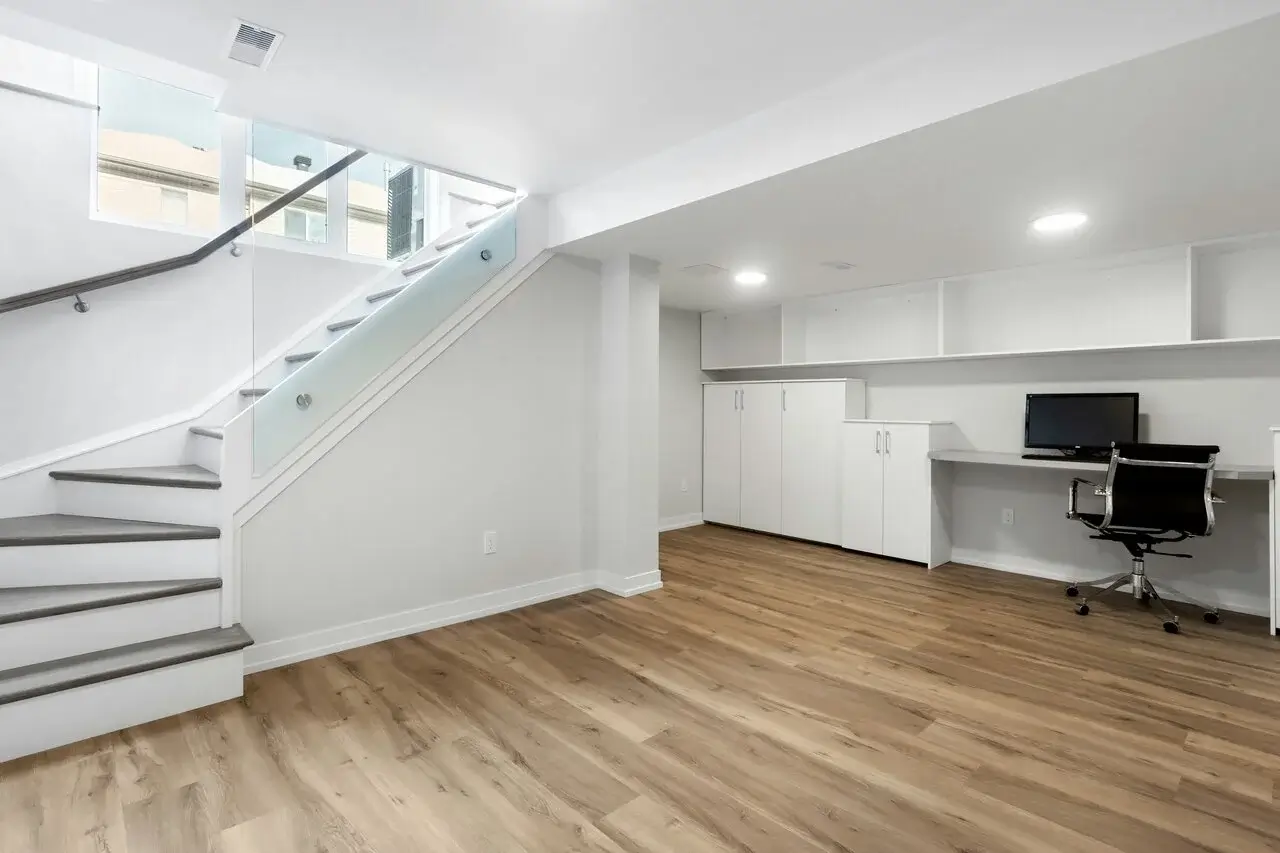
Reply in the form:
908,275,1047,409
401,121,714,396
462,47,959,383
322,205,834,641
0,86,381,466
659,308,705,525
239,254,604,664
719,343,1280,613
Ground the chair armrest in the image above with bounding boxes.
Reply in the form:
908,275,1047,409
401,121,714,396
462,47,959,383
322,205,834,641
1067,478,1103,519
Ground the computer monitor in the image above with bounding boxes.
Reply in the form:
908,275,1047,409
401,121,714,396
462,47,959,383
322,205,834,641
1024,393,1139,455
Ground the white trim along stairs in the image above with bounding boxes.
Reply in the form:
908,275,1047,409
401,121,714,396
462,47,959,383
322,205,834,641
0,194,536,763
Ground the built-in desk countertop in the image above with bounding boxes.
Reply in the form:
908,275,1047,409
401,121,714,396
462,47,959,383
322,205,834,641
927,449,1274,481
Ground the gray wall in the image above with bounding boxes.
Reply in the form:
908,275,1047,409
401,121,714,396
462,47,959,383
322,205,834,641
659,307,707,523
241,255,603,660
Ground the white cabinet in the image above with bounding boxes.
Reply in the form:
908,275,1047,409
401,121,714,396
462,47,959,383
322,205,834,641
881,425,933,562
702,384,742,525
781,381,848,544
841,421,885,554
842,421,951,564
703,380,865,542
740,383,782,533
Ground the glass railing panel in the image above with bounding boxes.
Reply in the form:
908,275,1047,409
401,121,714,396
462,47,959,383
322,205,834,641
250,206,517,473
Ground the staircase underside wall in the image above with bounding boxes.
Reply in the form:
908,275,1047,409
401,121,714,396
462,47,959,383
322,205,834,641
239,254,614,671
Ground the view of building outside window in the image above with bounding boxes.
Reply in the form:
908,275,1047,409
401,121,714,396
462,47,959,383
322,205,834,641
96,67,221,232
347,154,415,260
246,123,332,244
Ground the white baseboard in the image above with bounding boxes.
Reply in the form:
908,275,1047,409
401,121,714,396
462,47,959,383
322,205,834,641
949,548,1269,617
243,571,595,674
659,513,703,533
598,570,664,597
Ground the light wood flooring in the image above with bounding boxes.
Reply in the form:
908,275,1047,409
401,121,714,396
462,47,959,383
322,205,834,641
3,523,1280,852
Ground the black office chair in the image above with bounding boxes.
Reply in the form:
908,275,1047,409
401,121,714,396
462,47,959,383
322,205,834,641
1065,442,1223,633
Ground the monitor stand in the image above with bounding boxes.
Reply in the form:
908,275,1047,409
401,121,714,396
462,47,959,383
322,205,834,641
1021,448,1112,463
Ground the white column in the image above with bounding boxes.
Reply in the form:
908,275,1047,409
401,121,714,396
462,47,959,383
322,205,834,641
219,115,248,233
325,141,348,255
595,254,662,595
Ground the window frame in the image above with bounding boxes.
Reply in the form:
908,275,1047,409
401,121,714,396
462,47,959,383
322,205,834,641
91,66,223,238
85,67,508,267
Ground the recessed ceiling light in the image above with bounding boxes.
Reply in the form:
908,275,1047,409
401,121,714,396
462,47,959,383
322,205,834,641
734,270,767,286
1032,212,1088,235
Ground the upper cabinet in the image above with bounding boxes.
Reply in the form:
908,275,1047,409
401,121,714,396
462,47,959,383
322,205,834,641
699,233,1280,371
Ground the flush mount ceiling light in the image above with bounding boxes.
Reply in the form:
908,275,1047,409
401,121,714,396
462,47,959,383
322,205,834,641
1032,211,1088,235
734,270,768,286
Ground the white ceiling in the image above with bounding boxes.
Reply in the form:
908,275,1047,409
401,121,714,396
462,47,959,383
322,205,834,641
0,0,1015,191
564,13,1280,311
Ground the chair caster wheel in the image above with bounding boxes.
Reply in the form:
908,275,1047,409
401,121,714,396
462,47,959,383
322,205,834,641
1065,585,1080,598
1163,620,1180,634
1203,612,1221,625
1075,603,1089,616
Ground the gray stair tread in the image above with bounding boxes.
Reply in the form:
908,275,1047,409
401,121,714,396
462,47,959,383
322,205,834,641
401,256,442,277
189,426,223,440
327,316,365,332
239,387,270,397
50,465,220,490
285,350,320,363
434,232,474,251
0,624,253,707
0,579,222,626
367,284,406,303
0,514,220,547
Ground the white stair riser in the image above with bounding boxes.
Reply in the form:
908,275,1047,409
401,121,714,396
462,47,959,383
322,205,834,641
0,538,219,585
0,650,244,763
54,480,219,527
185,435,223,475
0,590,221,670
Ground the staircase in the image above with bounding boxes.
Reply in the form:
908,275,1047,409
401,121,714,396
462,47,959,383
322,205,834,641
0,196,518,763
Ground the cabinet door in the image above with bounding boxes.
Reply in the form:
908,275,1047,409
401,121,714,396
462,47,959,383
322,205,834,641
739,383,783,534
702,385,741,525
781,382,846,544
881,425,931,563
841,422,884,554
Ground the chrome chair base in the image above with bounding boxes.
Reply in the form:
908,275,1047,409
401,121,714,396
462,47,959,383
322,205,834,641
1066,559,1221,634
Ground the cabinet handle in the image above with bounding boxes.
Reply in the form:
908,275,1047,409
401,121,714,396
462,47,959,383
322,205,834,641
782,389,787,411
886,430,892,455
740,389,745,411
875,430,881,454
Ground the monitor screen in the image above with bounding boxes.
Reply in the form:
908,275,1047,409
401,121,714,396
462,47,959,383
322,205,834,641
1024,393,1139,450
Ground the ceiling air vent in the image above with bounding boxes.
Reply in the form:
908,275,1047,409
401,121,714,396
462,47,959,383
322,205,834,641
227,20,283,69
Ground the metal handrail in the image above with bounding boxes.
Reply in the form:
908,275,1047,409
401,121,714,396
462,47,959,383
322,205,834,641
0,149,367,315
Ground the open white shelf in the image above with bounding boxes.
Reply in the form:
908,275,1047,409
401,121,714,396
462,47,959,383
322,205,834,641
702,232,1280,371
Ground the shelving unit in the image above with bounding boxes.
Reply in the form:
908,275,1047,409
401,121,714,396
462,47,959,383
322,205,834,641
701,233,1280,371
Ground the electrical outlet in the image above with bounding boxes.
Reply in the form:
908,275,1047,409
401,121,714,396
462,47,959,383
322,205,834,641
1001,508,1015,526
680,478,689,493
483,531,497,555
